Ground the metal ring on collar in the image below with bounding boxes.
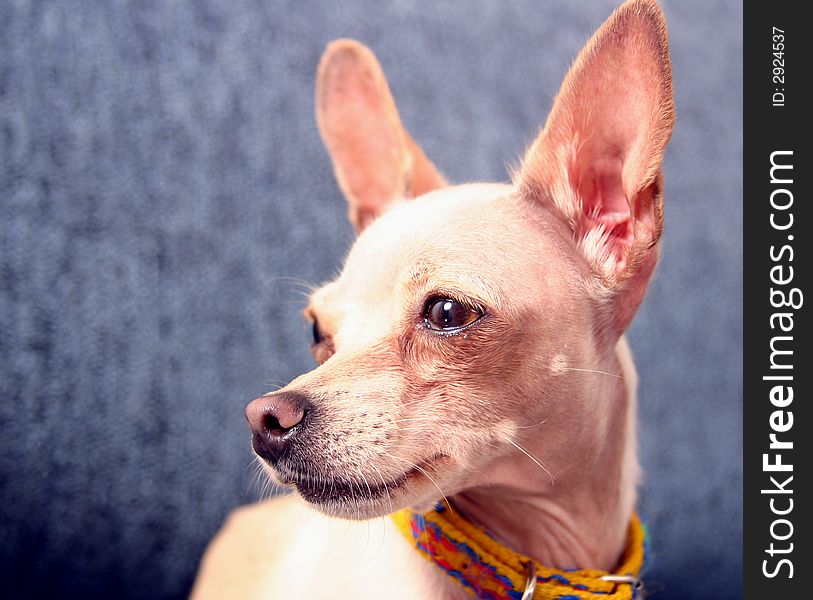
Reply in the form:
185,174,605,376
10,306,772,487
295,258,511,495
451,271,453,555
521,561,537,600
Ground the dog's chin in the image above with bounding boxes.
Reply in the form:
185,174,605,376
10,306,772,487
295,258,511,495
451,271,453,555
264,454,452,520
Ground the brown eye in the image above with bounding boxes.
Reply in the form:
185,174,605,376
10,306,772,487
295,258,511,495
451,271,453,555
424,298,482,331
308,319,334,364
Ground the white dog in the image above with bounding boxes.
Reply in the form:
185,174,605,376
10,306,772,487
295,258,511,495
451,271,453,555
193,1,674,597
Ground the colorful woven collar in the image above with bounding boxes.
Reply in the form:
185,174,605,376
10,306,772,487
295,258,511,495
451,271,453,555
392,503,647,600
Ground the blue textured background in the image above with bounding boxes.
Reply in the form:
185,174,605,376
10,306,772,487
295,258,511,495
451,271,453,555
0,1,742,598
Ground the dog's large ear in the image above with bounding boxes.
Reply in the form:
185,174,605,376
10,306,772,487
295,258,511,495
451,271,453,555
515,0,674,334
316,40,446,233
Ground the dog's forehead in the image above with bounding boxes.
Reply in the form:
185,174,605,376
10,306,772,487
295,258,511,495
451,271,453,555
323,183,573,308
343,184,516,283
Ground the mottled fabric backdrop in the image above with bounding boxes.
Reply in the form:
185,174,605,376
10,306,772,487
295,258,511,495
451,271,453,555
0,1,742,598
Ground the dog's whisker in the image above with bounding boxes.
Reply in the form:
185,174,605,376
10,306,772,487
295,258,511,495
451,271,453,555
321,464,330,504
382,451,453,514
506,439,556,485
262,380,290,391
350,464,375,553
358,466,375,502
388,416,443,425
265,275,319,293
515,417,550,430
258,456,280,500
248,456,272,499
559,367,623,379
370,462,396,517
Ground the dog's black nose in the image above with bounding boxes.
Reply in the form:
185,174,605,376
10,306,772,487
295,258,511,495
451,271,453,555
246,392,310,463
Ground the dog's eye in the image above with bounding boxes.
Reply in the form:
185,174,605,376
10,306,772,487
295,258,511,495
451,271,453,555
311,320,323,345
424,298,482,331
309,319,334,364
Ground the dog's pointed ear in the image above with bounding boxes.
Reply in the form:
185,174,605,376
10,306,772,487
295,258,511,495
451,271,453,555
316,39,446,233
515,0,674,334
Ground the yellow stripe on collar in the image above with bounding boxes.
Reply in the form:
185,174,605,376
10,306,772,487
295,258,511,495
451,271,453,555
392,504,646,600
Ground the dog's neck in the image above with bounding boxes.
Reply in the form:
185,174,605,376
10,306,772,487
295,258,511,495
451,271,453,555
450,339,639,572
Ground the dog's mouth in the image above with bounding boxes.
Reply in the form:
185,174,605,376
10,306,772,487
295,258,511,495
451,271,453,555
275,453,449,508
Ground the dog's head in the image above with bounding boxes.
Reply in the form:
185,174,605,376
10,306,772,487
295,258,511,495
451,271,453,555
248,0,674,519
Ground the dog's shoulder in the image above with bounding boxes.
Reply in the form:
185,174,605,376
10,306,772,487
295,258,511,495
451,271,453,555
190,494,303,600
219,491,306,540
191,494,454,599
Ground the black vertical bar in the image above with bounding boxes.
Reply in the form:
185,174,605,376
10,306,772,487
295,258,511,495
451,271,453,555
743,1,809,597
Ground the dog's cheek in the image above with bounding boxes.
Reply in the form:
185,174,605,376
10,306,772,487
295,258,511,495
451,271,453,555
397,317,534,432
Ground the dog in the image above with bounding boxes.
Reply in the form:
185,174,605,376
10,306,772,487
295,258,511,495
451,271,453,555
192,0,674,597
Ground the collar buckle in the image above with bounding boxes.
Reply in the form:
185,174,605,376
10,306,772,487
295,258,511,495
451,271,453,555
601,574,644,597
524,569,643,600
